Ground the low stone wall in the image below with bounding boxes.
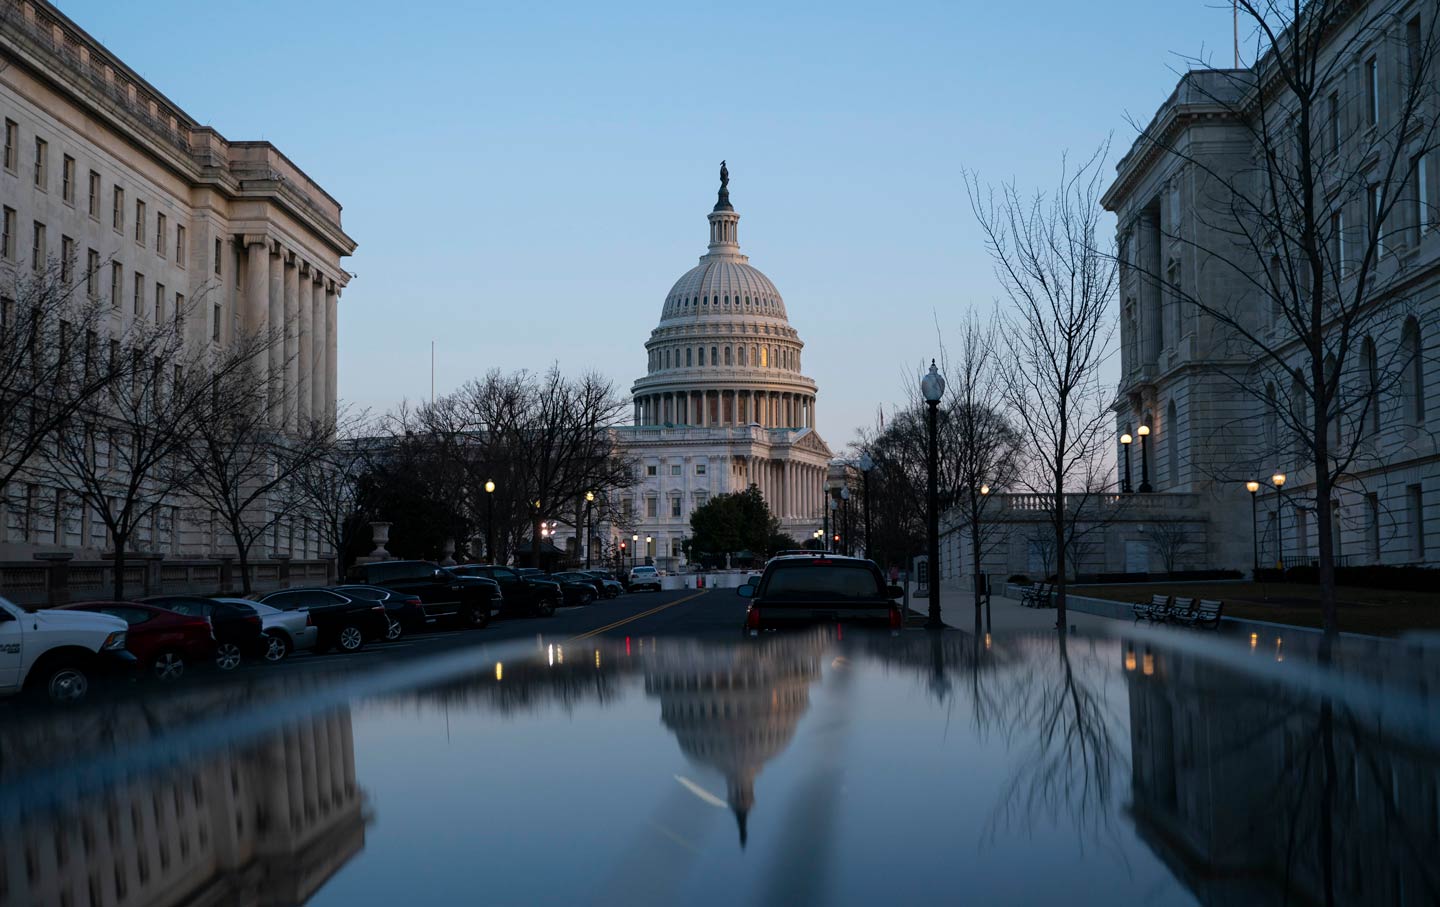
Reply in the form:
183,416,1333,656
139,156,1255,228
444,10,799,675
659,571,751,591
0,557,334,607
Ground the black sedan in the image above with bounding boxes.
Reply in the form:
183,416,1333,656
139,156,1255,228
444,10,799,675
254,588,391,653
140,596,267,671
546,573,599,606
332,584,426,640
578,571,624,598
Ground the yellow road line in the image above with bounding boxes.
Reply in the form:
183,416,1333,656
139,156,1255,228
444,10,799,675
568,590,708,641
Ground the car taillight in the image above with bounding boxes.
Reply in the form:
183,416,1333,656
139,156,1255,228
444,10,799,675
746,606,761,629
405,597,421,606
888,605,902,630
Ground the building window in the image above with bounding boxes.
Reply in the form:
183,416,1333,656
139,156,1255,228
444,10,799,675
155,283,165,322
31,221,45,273
645,464,657,477
87,249,99,299
1328,92,1340,155
214,237,223,276
1402,317,1424,424
1416,153,1431,237
1368,184,1383,258
2,119,15,171
645,498,658,519
670,497,681,518
760,346,768,367
212,304,222,342
133,272,144,316
176,224,186,267
1363,335,1380,433
1365,56,1379,127
1166,400,1179,487
33,137,47,189
156,213,167,257
695,492,708,508
724,346,732,365
670,464,682,476
1408,484,1425,560
1407,17,1423,89
698,347,705,366
711,346,718,365
112,187,124,232
0,207,13,261
61,154,75,204
695,463,707,476
134,199,146,245
175,292,184,324
60,235,74,284
1333,210,1345,276
110,262,122,309
87,170,101,219
686,347,692,367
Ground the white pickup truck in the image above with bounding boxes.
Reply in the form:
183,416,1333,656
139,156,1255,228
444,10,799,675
0,595,135,704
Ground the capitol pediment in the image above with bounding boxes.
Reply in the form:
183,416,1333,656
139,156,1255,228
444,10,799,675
790,429,832,458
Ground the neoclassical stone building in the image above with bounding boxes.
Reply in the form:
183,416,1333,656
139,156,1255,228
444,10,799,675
608,169,832,569
0,0,354,578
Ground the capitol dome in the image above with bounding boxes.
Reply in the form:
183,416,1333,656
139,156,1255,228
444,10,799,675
632,164,819,431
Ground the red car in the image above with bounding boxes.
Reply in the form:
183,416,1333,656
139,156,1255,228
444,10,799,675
60,602,215,682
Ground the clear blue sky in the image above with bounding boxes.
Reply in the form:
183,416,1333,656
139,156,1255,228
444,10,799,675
60,0,1231,446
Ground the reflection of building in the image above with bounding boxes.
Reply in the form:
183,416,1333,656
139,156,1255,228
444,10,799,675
645,632,827,844
0,710,365,907
1122,641,1440,906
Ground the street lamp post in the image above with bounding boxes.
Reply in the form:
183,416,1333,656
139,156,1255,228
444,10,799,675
631,533,638,570
645,536,653,566
1245,481,1260,577
1137,425,1153,493
975,483,990,611
1271,472,1286,569
857,452,874,559
484,479,496,564
921,360,946,630
584,491,595,569
825,496,836,552
839,487,851,556
1119,434,1133,493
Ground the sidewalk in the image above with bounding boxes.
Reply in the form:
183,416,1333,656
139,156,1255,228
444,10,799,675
905,580,1118,635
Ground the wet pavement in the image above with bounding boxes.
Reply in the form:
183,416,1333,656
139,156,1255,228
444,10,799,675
0,605,1435,906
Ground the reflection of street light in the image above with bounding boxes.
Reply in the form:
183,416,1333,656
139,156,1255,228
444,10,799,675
921,360,946,630
484,479,496,564
584,491,595,569
1271,472,1286,569
1245,480,1260,577
1119,433,1133,493
1136,425,1152,493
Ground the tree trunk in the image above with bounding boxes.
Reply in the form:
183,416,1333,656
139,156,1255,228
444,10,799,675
236,541,254,595
969,504,983,611
1312,359,1339,642
111,542,128,601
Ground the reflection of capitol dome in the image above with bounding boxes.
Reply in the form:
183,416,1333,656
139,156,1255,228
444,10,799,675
645,633,827,845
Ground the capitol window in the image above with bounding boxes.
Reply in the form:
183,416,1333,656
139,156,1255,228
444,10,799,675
670,464,682,476
724,347,732,365
686,348,693,366
711,346,718,365
760,346,767,367
698,347,705,366
695,463,707,476
646,464,658,477
670,497,681,517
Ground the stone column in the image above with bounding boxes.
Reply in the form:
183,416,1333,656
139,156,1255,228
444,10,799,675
243,236,270,388
282,253,299,432
297,266,313,425
325,285,338,423
267,243,284,426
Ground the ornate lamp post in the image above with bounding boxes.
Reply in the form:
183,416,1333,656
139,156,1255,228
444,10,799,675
839,487,851,556
645,535,653,566
1271,472,1286,569
1137,425,1153,493
975,483,991,608
1245,480,1260,577
484,479,496,564
825,495,836,552
857,452,874,559
584,491,595,569
631,533,638,570
1119,433,1133,493
921,360,946,629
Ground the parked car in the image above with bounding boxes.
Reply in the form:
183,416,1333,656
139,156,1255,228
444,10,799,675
331,585,426,640
214,597,318,660
0,594,134,704
547,572,600,606
254,588,389,654
345,560,501,629
141,596,267,671
627,565,662,592
736,555,903,634
578,571,625,599
59,601,215,682
446,565,561,617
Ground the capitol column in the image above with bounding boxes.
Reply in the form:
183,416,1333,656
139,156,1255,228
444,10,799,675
311,273,326,421
282,252,299,432
296,264,313,425
266,242,285,426
326,283,339,423
242,235,270,389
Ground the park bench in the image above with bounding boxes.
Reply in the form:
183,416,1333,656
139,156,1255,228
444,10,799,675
1132,593,1171,622
1020,582,1052,608
1176,598,1224,629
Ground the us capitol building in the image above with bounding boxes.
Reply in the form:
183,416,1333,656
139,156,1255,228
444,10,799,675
611,166,832,570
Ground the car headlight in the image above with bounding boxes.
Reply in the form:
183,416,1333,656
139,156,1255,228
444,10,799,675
102,630,127,651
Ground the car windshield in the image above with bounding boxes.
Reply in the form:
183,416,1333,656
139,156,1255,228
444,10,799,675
762,563,884,600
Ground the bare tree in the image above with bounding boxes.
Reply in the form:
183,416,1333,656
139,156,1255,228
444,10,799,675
1142,521,1193,575
1124,2,1440,639
293,422,369,581
969,147,1119,629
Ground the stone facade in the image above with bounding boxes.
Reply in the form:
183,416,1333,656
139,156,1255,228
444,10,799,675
0,0,355,568
591,174,832,570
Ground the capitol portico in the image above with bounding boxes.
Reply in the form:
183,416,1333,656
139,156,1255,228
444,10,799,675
612,166,832,569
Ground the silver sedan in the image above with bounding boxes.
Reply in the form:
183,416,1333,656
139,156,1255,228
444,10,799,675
214,597,318,662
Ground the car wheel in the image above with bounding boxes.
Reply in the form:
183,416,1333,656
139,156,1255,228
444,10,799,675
214,642,243,672
463,605,491,629
536,601,556,618
385,617,405,641
336,624,365,653
30,659,91,705
262,633,291,663
581,590,596,606
152,650,186,682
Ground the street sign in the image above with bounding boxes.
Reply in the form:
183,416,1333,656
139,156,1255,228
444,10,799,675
914,555,930,599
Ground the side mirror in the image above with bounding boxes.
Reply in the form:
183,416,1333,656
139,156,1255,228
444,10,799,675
736,584,755,598
886,585,905,600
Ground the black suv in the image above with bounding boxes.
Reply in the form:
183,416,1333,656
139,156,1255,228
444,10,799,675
447,565,561,617
346,560,501,628
736,555,904,634
255,588,390,653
